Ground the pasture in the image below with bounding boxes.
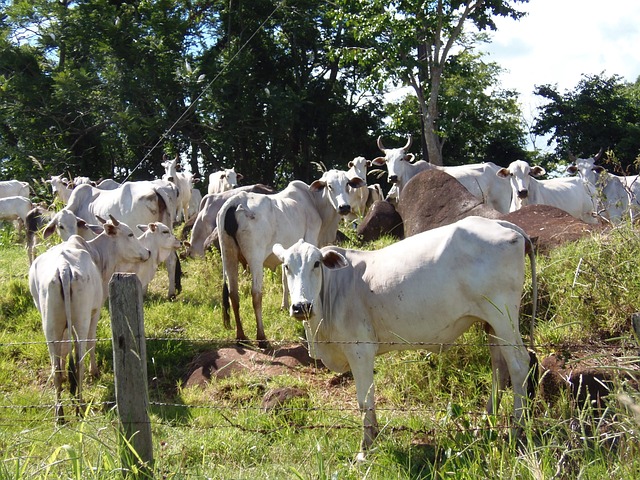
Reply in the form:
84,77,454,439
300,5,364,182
1,220,640,478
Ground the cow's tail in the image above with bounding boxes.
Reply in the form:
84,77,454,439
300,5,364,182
59,265,78,397
174,252,182,295
218,198,241,330
526,239,537,351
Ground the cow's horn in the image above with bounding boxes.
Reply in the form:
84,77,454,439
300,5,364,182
377,136,386,152
594,147,604,162
403,134,412,151
96,215,106,224
109,214,120,226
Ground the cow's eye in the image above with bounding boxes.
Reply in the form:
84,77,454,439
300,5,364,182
128,233,134,237
314,261,320,268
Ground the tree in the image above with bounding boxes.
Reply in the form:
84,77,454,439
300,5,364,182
384,49,526,166
533,73,640,172
331,0,528,165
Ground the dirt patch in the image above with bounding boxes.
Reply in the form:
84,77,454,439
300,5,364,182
183,343,324,387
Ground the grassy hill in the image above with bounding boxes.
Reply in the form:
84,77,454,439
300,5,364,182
1,221,640,478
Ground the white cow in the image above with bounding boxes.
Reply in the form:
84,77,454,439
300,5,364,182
65,179,182,298
372,136,512,213
208,168,243,195
344,157,384,224
46,175,74,204
567,152,632,223
118,222,182,295
497,160,598,224
0,180,30,199
218,170,366,348
0,195,33,228
162,156,195,223
29,216,150,421
187,184,276,258
273,215,537,458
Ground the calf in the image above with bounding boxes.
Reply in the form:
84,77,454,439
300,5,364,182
118,222,182,294
218,170,365,348
29,216,150,422
273,215,537,459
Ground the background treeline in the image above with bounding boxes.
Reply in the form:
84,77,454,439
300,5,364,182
1,0,639,192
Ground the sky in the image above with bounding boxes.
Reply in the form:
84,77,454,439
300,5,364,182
481,0,640,147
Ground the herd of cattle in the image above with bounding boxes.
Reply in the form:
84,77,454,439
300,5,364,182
1,136,635,458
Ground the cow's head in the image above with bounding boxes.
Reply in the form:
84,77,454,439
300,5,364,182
273,239,347,319
567,149,605,185
371,135,414,185
97,215,151,264
137,222,182,262
497,160,545,208
347,156,372,179
309,169,366,216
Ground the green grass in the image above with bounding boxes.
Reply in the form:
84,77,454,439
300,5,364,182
1,223,640,478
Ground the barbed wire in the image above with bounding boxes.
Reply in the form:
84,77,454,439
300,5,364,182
1,335,638,351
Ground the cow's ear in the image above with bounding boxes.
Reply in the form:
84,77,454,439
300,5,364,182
43,221,56,239
321,249,348,270
530,166,546,177
236,173,244,181
348,177,366,189
371,156,386,167
347,161,355,168
567,165,578,174
404,153,415,163
496,168,510,178
309,180,326,192
137,224,148,233
593,166,605,173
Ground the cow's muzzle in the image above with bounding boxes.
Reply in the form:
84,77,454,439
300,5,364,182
388,175,398,184
338,204,351,215
291,302,313,319
517,189,529,199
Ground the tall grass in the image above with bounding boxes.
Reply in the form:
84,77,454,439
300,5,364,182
0,222,640,478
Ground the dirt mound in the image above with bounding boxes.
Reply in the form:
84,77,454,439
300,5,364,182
501,204,607,253
184,344,323,387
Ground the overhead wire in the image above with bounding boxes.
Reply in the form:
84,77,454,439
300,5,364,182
123,1,284,181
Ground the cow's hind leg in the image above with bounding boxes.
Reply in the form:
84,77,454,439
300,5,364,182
489,325,532,427
486,325,510,416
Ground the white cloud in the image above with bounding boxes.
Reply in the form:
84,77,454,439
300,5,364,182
482,0,640,110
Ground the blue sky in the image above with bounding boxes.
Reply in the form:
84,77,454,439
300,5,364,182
481,0,640,148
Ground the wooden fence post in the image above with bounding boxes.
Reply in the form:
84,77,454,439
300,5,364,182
109,273,154,476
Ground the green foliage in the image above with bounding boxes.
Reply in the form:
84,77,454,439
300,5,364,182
533,72,640,169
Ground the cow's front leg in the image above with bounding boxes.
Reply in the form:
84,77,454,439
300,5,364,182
346,347,378,461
